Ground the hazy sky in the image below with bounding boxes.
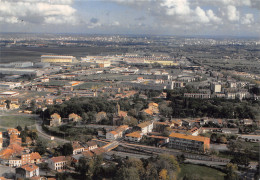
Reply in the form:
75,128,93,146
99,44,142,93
0,0,259,37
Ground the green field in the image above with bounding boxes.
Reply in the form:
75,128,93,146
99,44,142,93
178,164,226,180
0,115,35,128
74,82,110,89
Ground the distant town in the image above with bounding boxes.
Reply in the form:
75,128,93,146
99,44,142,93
0,34,259,180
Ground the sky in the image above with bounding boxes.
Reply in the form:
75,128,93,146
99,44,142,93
0,0,259,37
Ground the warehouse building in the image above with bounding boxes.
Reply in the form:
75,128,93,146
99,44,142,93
41,55,76,63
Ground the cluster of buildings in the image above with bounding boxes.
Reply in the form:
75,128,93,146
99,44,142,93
0,127,111,179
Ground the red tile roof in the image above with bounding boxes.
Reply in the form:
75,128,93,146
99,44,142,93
51,156,66,163
21,164,39,172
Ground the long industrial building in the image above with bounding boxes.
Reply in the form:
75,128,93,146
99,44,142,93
41,55,76,63
0,68,43,76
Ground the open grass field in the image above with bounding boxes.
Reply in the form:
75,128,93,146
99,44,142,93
178,164,226,180
0,115,35,128
74,82,110,89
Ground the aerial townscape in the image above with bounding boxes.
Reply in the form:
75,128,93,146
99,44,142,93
0,0,260,180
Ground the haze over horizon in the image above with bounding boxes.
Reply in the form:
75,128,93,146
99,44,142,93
0,0,259,37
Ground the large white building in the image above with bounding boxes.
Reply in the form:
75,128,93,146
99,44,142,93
0,82,21,89
0,68,43,76
41,55,76,63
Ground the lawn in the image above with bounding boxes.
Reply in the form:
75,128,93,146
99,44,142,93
0,115,35,128
178,164,226,180
73,82,110,89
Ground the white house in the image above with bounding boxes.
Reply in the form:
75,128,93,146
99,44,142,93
137,121,153,134
48,156,67,171
16,164,39,179
106,125,129,140
125,131,143,142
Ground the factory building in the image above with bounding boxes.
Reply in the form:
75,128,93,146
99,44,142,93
41,55,76,63
0,68,43,76
0,82,21,89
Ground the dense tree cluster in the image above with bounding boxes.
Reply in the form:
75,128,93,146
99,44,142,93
115,154,180,180
42,97,116,122
56,154,180,180
165,90,259,119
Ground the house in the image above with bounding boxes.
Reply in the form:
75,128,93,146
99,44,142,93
16,164,39,179
0,104,7,110
146,135,170,145
48,156,67,171
10,99,19,104
142,109,153,116
171,119,182,127
50,113,61,127
21,152,41,165
8,128,20,136
242,119,253,125
69,113,82,122
55,99,63,104
8,157,21,167
35,98,44,104
106,125,129,140
72,141,84,155
189,127,200,136
91,147,106,156
125,131,143,142
169,132,210,152
45,98,53,105
85,141,98,151
136,121,153,134
82,151,94,159
148,102,159,114
9,104,20,110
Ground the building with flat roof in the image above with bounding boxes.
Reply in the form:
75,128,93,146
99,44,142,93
169,132,210,152
0,91,19,97
0,68,43,76
41,55,76,63
0,82,21,89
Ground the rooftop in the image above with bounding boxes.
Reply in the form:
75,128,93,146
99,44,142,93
169,132,210,142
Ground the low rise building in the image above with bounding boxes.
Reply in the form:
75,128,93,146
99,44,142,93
136,121,153,134
50,113,61,127
48,156,67,171
106,125,129,140
16,164,39,179
72,142,84,155
169,132,210,152
125,131,143,142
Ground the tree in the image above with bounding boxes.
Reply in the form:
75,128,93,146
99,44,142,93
159,169,168,180
123,116,138,127
159,104,173,117
75,157,90,178
61,143,73,156
29,131,38,141
116,166,140,180
231,155,250,167
225,163,238,180
34,140,46,155
210,133,217,143
16,125,22,131
177,154,186,164
218,136,227,144
5,100,11,109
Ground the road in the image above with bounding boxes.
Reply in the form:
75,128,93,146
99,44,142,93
0,164,15,179
118,141,230,165
35,118,70,143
